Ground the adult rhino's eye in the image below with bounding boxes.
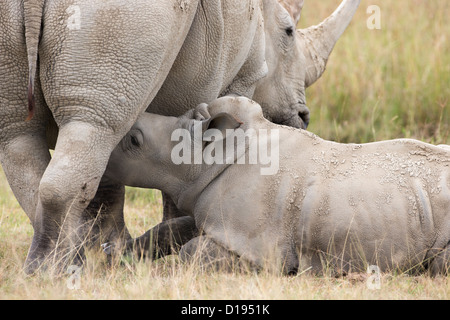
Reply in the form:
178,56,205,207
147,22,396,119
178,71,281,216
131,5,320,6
285,27,294,37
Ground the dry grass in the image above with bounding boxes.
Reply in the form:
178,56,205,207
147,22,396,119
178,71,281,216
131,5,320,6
0,0,449,300
1,172,449,300
301,0,449,145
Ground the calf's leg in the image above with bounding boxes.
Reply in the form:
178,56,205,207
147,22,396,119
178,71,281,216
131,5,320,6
179,236,250,273
82,177,131,249
429,243,449,276
104,216,199,260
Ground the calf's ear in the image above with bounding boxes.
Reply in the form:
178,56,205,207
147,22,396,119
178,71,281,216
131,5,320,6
202,112,243,140
194,103,211,121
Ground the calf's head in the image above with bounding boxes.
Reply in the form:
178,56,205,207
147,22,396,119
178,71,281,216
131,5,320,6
106,102,244,193
254,0,360,129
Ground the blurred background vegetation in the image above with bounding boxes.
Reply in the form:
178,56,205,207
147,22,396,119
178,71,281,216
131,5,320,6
300,0,449,144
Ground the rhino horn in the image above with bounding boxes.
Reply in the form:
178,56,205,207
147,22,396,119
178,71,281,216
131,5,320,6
298,0,361,88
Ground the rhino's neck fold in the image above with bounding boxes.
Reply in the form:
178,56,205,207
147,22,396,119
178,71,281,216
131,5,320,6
175,163,233,215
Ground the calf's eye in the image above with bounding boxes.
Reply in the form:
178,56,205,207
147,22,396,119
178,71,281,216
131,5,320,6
130,135,140,147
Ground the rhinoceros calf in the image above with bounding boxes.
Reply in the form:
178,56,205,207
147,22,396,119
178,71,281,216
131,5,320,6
106,97,450,275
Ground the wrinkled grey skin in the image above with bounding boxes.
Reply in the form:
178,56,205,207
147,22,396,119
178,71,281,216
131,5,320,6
1,0,201,274
150,0,361,129
0,0,359,274
145,0,360,246
106,97,450,276
253,0,361,128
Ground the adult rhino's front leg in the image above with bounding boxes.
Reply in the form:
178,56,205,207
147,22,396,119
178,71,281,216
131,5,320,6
24,0,198,274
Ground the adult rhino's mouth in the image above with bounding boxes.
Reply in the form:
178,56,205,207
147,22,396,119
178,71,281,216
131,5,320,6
277,104,310,129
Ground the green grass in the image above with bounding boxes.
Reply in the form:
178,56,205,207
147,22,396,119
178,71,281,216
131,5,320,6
1,0,449,299
301,0,449,144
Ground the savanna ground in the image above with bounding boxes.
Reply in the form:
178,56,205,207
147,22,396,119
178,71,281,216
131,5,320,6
0,0,449,300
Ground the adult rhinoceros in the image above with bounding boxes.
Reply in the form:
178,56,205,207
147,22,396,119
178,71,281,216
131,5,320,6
0,0,359,274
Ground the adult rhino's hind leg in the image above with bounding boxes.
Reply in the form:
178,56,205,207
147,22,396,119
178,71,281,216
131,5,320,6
0,88,51,227
23,0,199,274
25,123,119,274
0,0,51,227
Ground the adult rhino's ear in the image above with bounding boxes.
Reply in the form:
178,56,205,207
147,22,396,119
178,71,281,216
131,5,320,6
279,0,304,26
202,112,243,141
